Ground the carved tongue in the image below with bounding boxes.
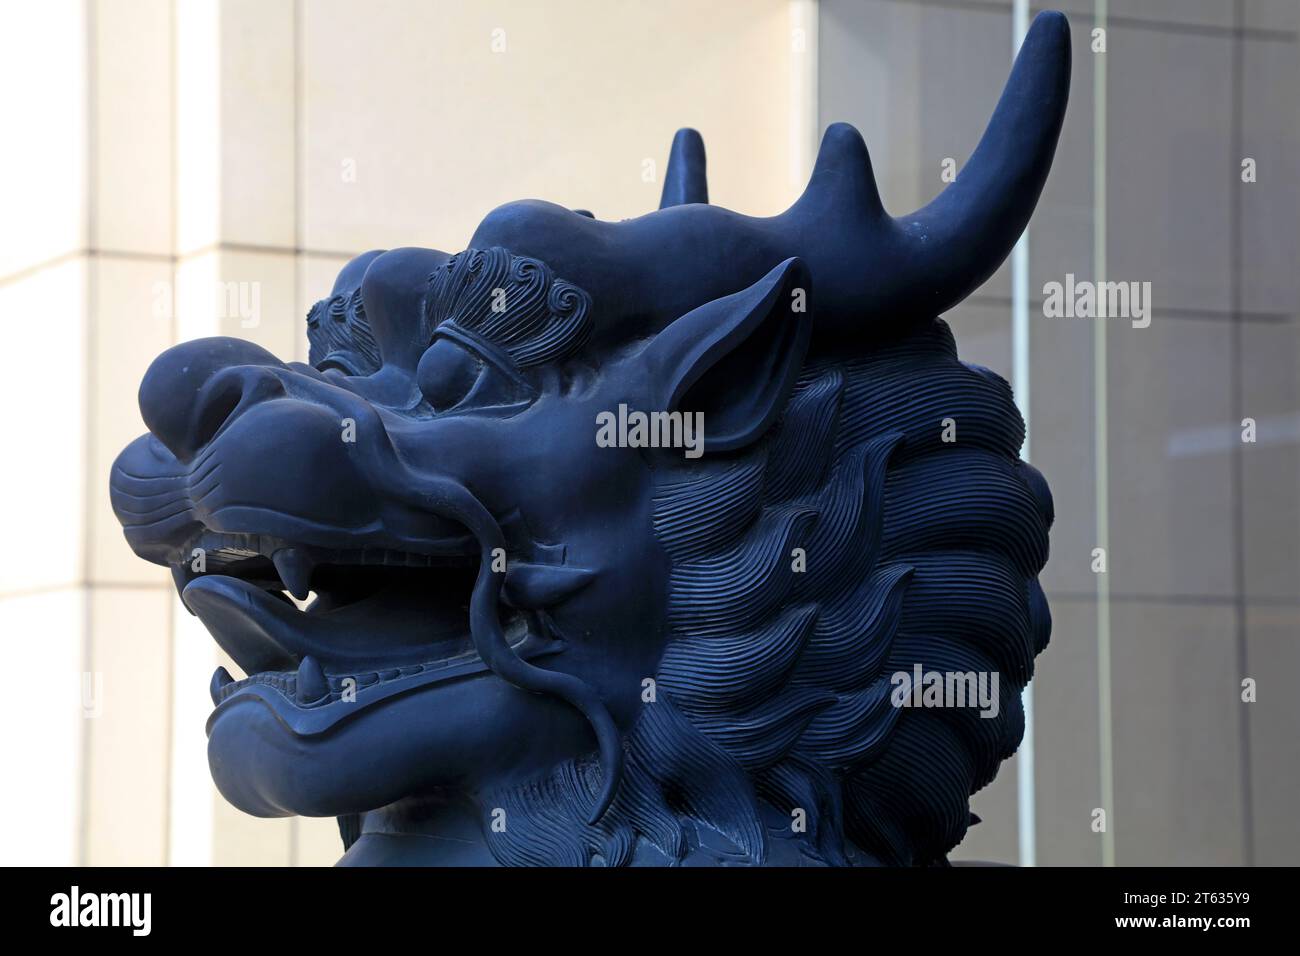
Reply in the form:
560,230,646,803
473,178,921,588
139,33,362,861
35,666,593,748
185,576,299,675
182,574,467,677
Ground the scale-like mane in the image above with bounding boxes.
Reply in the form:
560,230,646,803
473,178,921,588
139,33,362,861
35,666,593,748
480,319,1052,866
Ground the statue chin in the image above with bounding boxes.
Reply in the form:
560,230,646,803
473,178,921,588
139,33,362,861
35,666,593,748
207,672,595,820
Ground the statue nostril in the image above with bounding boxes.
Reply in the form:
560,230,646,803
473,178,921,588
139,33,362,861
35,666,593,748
190,376,246,452
139,337,288,461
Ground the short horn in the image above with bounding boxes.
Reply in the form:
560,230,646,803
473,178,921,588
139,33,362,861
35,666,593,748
659,128,708,208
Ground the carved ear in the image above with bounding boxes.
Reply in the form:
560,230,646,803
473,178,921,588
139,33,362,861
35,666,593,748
641,257,812,452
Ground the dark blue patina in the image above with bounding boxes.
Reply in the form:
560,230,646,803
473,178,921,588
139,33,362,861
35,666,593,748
110,12,1070,866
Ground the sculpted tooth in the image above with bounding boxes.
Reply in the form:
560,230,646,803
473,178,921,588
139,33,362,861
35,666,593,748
273,548,314,600
210,666,233,705
297,655,328,703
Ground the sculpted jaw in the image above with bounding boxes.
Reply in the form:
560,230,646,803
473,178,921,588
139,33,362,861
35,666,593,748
189,538,559,731
186,468,623,820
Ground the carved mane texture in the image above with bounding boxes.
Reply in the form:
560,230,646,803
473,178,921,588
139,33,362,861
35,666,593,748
480,319,1053,866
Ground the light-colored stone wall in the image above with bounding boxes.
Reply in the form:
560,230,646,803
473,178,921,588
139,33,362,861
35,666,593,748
0,0,805,866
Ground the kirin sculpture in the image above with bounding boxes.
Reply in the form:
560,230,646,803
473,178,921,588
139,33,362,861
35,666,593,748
110,13,1070,866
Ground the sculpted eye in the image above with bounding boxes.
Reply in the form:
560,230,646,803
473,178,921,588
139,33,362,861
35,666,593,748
416,339,483,412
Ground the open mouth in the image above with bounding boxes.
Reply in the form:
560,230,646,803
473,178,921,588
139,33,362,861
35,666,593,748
178,531,563,732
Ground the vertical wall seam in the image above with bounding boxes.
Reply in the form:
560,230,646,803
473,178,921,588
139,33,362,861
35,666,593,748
161,0,179,868
77,0,98,869
1229,0,1255,867
1093,0,1115,869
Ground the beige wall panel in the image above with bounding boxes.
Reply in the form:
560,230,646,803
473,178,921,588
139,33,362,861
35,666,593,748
175,0,221,254
0,259,88,595
1118,1,1231,27
0,588,86,865
93,0,174,254
175,250,220,341
84,586,172,865
0,0,86,276
1246,606,1300,865
1243,0,1300,30
219,0,297,249
1106,318,1235,599
212,805,295,866
300,0,796,255
90,256,175,585
1240,295,1300,604
1032,597,1104,866
169,597,218,864
171,604,305,867
1111,602,1247,865
296,815,345,867
214,249,299,356
174,249,298,356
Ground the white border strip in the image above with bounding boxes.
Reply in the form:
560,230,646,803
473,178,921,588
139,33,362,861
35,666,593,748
1011,0,1036,869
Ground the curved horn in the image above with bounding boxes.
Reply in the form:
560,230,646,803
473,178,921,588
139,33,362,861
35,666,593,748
659,128,708,208
469,12,1070,348
795,10,1071,321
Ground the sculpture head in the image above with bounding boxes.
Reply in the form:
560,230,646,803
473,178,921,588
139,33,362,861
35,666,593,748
109,12,1069,865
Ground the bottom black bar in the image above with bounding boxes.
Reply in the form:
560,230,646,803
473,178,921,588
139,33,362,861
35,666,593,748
7,866,1281,940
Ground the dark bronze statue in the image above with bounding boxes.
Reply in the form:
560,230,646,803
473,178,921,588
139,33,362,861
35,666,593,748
109,12,1070,866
